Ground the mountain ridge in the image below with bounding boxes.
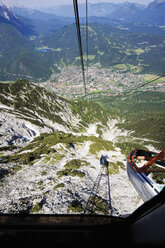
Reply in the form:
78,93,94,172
0,79,110,147
143,0,165,24
0,4,34,36
37,0,165,25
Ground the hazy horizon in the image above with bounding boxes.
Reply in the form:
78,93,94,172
3,0,153,9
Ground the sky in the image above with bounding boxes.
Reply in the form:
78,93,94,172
3,0,153,8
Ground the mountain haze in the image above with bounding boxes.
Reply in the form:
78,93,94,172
39,0,165,25
109,2,142,21
0,5,52,81
143,0,165,24
0,4,34,36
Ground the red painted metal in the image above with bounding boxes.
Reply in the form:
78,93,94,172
140,148,165,174
128,148,165,176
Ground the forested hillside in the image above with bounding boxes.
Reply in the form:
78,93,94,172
0,23,52,81
94,91,165,150
39,23,165,75
1,21,165,81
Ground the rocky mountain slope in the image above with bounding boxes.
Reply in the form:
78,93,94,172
0,79,110,147
0,4,34,36
0,80,143,216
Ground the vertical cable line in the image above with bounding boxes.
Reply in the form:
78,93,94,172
73,0,87,95
86,0,88,86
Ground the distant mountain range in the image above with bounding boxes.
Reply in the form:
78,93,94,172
0,0,165,81
38,0,165,25
2,0,164,26
11,6,74,36
2,0,165,36
39,2,144,18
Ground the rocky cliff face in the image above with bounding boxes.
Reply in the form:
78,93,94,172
0,80,142,216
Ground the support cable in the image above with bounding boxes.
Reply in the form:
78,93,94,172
84,161,113,215
106,164,113,215
122,73,165,95
73,0,87,95
86,0,88,86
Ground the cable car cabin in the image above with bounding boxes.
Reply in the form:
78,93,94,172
100,155,109,166
69,143,75,149
127,148,165,202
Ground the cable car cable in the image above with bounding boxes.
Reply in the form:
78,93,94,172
86,0,88,86
73,0,87,95
122,73,165,96
106,164,113,215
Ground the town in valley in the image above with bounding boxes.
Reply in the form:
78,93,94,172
40,66,165,99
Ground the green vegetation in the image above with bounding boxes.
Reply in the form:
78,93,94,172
96,124,103,137
143,74,165,83
71,99,110,126
116,141,148,156
64,159,89,169
86,195,110,215
30,201,42,213
150,164,165,184
39,23,165,75
68,200,83,213
0,23,52,81
2,127,115,179
75,55,95,61
57,169,85,178
56,159,89,178
0,79,110,134
0,145,17,152
1,21,165,81
2,22,164,81
89,138,114,155
108,161,125,175
94,91,165,150
54,183,65,190
112,63,141,73
0,79,68,128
